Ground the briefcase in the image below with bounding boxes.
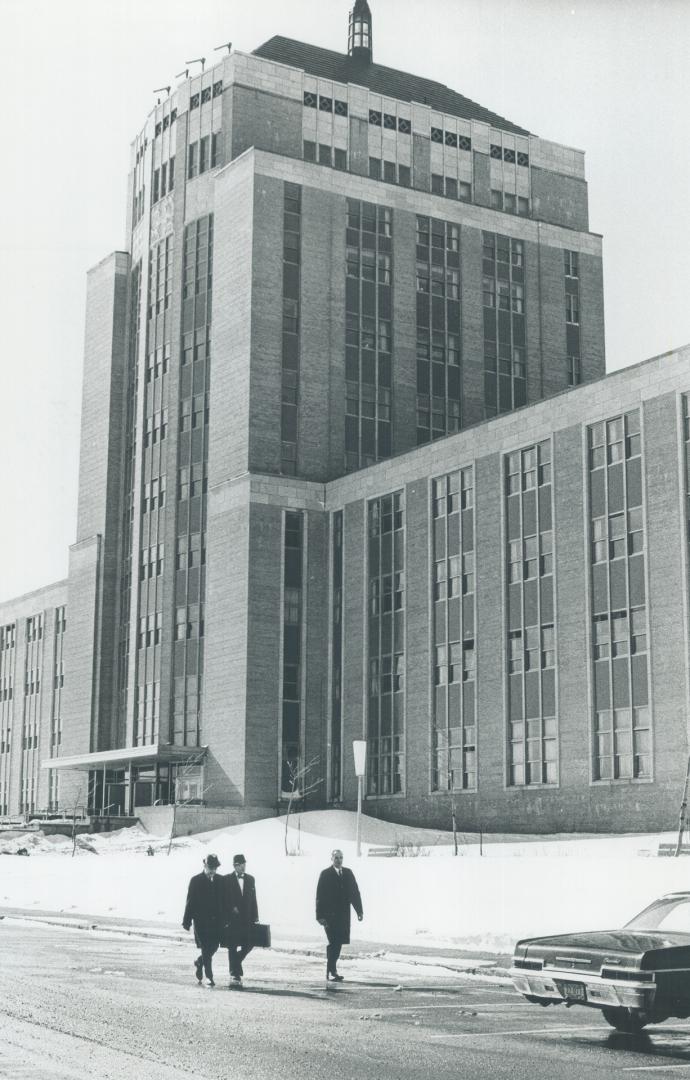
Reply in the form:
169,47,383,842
250,922,271,948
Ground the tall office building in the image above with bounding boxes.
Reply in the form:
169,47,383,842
1,4,688,832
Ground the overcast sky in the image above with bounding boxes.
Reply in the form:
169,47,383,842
1,0,689,601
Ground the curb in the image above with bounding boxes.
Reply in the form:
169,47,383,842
0,910,512,983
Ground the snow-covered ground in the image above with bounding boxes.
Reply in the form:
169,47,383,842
1,811,688,955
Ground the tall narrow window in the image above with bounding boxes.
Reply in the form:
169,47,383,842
483,232,526,417
589,411,650,780
505,441,557,786
367,493,405,796
431,469,475,790
345,199,393,472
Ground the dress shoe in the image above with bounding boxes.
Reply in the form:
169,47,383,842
327,971,344,982
230,975,242,988
207,978,215,987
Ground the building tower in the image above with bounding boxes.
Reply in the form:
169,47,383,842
348,0,373,63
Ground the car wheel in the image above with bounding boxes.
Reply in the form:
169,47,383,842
601,1007,648,1033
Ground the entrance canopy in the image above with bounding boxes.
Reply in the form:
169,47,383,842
41,745,207,771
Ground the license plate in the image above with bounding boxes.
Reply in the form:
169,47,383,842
558,980,587,1002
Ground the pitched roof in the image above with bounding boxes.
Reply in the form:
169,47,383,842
252,36,530,137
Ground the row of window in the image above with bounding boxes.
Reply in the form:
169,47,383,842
190,81,223,110
490,143,529,167
151,157,175,205
187,134,221,180
490,190,530,216
153,108,177,138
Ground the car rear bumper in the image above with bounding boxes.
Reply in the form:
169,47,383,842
510,967,656,1011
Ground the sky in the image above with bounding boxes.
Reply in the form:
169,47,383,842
1,0,689,600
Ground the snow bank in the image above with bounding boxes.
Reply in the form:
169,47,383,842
0,812,687,954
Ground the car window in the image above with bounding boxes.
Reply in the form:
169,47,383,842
628,898,690,932
656,902,690,932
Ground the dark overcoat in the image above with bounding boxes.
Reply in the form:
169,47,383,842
182,871,226,947
224,872,259,947
315,865,363,945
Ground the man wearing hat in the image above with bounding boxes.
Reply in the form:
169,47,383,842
182,853,225,986
224,854,259,987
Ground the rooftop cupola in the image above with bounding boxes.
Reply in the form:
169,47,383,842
348,0,373,64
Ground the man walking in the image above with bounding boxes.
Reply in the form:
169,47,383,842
225,854,259,987
315,848,363,982
182,853,224,987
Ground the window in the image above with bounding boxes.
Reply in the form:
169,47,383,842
565,293,580,324
187,142,197,179
319,144,332,166
303,140,316,162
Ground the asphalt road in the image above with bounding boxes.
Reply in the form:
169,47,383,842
3,919,690,1079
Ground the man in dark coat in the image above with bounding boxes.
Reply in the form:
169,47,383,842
182,853,225,986
224,853,259,987
315,848,363,981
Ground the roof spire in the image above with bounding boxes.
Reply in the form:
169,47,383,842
348,0,373,64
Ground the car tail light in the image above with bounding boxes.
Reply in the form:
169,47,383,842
600,967,654,983
513,958,544,971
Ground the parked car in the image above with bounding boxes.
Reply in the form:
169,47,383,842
511,892,690,1032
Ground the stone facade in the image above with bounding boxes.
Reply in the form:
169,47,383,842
1,19,686,833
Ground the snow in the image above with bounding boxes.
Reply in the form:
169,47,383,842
1,811,688,956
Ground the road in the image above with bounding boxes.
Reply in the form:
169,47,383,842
3,919,690,1079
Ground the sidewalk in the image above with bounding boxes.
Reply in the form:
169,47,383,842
0,904,513,980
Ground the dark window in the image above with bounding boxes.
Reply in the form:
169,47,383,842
383,160,396,183
431,127,443,143
303,91,317,108
334,148,347,170
303,140,316,162
334,99,348,117
490,144,502,158
201,87,211,104
212,80,223,97
369,157,381,180
517,151,529,167
458,135,472,152
319,144,332,166
398,164,411,187
431,174,444,194
319,96,333,112
503,147,516,163
369,110,382,126
444,131,458,148
383,113,396,129
398,117,411,134
190,93,200,110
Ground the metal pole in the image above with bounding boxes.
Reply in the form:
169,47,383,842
675,755,690,856
356,774,363,857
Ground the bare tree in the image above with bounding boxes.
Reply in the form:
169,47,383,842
69,784,87,858
283,757,323,856
167,752,211,855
